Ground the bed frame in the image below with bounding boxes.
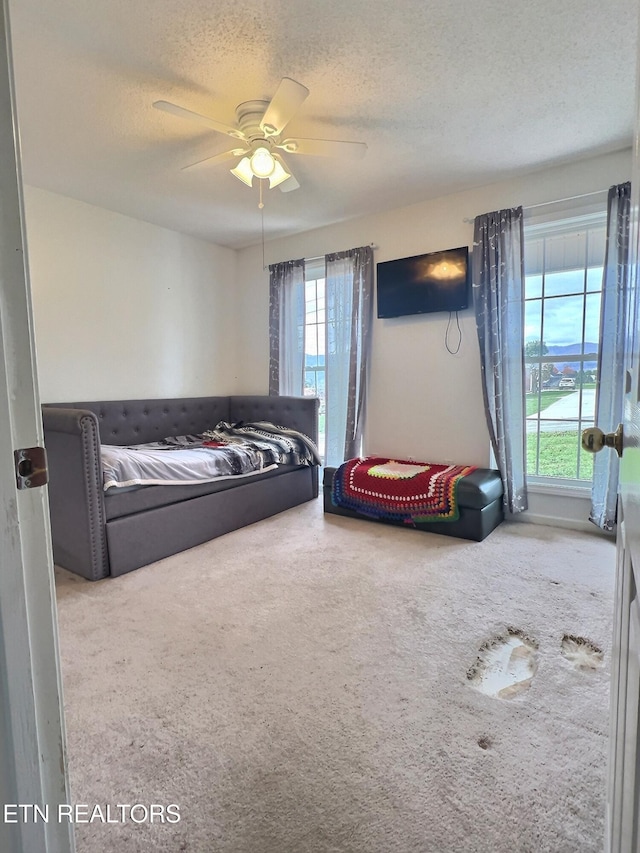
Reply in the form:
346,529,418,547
42,395,319,580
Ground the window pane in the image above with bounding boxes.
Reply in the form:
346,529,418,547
526,425,539,476
541,362,562,389
525,275,543,299
586,227,606,268
578,446,594,481
317,397,326,460
305,275,326,461
525,238,544,276
553,361,580,388
543,269,585,297
586,266,603,292
305,329,320,356
304,369,318,395
583,292,601,354
524,301,542,351
532,428,580,479
526,365,544,395
536,378,595,426
578,386,596,424
542,294,584,347
544,232,586,273
305,279,318,324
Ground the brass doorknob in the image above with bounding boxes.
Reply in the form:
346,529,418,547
581,424,623,458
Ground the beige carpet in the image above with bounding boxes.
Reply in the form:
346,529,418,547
54,497,615,853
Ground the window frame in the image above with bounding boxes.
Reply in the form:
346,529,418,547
523,210,607,491
303,258,327,461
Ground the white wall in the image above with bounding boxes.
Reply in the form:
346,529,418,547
236,148,631,469
23,187,238,402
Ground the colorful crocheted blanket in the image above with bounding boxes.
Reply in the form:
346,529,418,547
331,456,477,523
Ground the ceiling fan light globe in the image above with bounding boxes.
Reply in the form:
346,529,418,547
230,157,254,186
268,159,292,188
250,146,276,178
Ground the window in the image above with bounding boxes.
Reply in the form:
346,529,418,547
303,260,326,459
524,213,606,485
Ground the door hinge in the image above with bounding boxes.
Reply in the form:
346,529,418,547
14,446,48,490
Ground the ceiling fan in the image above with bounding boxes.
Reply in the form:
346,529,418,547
153,77,367,192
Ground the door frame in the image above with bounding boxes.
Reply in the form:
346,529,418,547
0,1,73,850
605,8,640,848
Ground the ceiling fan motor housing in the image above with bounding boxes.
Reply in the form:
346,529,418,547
236,100,273,144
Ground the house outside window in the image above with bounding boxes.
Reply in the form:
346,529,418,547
303,259,326,459
523,212,606,486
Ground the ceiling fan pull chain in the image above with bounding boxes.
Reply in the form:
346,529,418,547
260,182,266,271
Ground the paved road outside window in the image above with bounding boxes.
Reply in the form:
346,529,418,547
526,389,595,433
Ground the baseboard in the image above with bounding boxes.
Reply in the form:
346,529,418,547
512,512,606,535
512,488,615,536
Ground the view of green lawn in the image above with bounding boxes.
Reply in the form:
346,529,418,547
526,384,596,480
526,431,594,479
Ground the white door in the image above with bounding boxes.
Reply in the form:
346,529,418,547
0,1,73,851
602,24,640,850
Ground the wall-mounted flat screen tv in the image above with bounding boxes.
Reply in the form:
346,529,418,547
376,246,470,318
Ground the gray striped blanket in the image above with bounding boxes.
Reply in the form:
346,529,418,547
203,421,321,467
101,420,320,491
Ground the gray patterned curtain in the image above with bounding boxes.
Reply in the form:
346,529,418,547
590,182,631,531
472,208,528,514
268,259,305,396
325,246,373,466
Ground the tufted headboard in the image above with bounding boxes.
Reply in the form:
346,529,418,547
43,397,231,446
43,395,319,447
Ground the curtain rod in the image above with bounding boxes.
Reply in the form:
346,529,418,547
462,188,608,224
268,242,378,268
302,242,378,264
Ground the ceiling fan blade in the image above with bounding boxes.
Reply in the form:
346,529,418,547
260,78,310,137
181,147,249,171
153,100,245,140
277,137,367,159
279,174,300,192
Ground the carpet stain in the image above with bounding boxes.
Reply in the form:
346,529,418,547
467,628,539,700
477,736,492,750
560,634,604,670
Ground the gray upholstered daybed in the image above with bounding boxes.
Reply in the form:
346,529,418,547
42,395,319,580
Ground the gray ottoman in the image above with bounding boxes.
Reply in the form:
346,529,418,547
323,465,504,542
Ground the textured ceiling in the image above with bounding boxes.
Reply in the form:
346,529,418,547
8,0,638,249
